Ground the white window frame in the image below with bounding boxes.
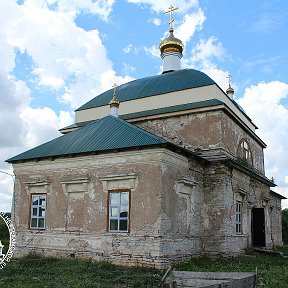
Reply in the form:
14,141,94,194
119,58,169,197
30,194,46,229
236,201,242,234
108,191,130,232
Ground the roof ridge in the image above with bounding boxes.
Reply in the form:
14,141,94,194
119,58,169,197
76,69,215,111
6,115,167,163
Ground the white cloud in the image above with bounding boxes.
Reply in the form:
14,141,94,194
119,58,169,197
0,0,127,211
190,37,226,66
251,13,284,33
99,69,134,93
123,44,139,54
149,18,161,26
174,9,206,46
38,74,65,88
43,0,115,21
238,81,288,204
144,45,160,58
123,63,136,75
183,36,229,91
3,1,132,111
127,0,198,14
20,107,73,148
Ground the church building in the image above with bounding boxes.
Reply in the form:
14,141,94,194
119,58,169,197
7,6,285,267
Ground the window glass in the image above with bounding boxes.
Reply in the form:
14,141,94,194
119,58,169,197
236,201,242,234
110,193,119,205
30,194,46,229
121,193,129,205
109,191,129,232
110,219,118,231
111,207,118,217
32,196,38,205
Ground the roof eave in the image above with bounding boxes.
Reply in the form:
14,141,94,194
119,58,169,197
225,159,276,187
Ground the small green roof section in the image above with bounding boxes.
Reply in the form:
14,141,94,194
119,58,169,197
121,99,224,120
76,69,215,111
6,116,167,163
60,99,224,132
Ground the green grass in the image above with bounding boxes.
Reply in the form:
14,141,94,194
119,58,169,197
175,251,288,288
0,254,162,288
274,245,288,255
1,251,288,287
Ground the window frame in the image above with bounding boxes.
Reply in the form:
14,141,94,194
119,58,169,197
236,201,242,234
30,193,47,230
107,190,130,233
237,139,253,166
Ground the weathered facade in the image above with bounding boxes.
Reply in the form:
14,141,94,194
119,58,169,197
7,20,285,268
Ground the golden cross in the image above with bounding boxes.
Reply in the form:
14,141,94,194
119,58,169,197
227,74,232,87
112,83,117,97
164,5,178,32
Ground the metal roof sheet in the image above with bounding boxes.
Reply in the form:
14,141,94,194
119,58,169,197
121,99,224,120
6,115,167,163
76,69,215,111
60,99,224,132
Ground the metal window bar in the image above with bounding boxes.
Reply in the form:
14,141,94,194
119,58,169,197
30,194,46,229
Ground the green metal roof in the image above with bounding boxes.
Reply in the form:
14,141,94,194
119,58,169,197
6,116,167,163
76,69,216,111
60,99,224,132
121,99,224,120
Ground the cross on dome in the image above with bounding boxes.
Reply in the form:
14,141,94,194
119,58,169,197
164,5,178,32
112,83,117,97
226,74,235,98
227,74,232,87
109,82,120,116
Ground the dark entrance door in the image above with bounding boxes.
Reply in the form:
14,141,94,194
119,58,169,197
252,208,266,247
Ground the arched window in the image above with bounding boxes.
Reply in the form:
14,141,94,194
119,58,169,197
237,139,253,167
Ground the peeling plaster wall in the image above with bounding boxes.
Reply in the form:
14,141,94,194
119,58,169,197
220,113,265,174
134,110,265,174
267,194,283,247
12,149,171,267
11,147,282,267
135,111,222,152
158,152,205,263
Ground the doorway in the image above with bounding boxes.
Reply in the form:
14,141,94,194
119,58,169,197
251,208,266,247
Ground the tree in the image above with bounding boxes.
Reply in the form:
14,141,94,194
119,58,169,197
282,209,288,244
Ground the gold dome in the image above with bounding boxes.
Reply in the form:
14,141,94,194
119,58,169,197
109,97,120,108
226,86,234,95
159,31,184,54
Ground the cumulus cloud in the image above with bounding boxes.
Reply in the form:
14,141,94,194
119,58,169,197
123,44,139,54
45,0,115,21
238,81,288,202
144,45,160,58
127,0,198,14
149,18,161,26
174,9,205,46
0,0,130,211
183,36,229,91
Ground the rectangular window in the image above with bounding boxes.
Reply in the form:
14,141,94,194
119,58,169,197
236,201,242,234
108,191,129,232
30,194,46,229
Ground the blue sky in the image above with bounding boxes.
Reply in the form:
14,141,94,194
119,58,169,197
0,0,288,211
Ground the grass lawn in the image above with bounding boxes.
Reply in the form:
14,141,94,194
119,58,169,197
175,249,288,288
0,250,288,287
0,254,162,288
